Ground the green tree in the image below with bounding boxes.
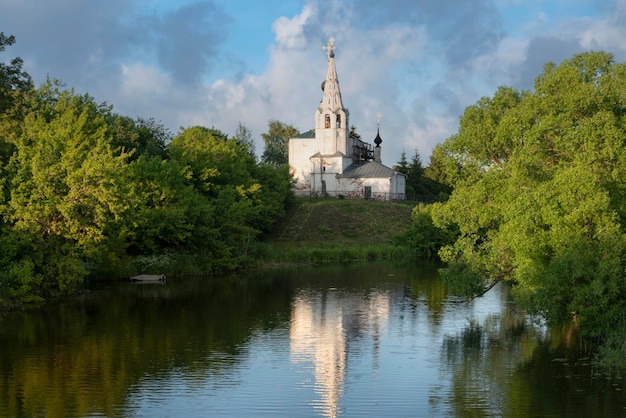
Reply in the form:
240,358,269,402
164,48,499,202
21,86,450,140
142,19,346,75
261,120,298,167
234,122,256,158
169,126,269,268
121,155,214,255
253,163,294,234
398,149,448,198
407,150,426,194
0,32,33,113
4,80,130,296
423,144,459,189
397,151,409,174
108,115,170,161
399,203,457,258
431,51,626,356
0,32,33,171
169,126,253,195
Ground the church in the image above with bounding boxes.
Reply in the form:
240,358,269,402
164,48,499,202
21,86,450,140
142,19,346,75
288,38,406,200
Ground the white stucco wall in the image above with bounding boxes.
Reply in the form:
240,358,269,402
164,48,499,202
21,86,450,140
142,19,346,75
289,136,354,192
391,174,405,195
289,137,316,188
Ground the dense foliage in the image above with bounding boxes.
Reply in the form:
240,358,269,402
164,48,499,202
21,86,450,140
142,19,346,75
396,149,451,199
0,34,294,305
427,51,626,364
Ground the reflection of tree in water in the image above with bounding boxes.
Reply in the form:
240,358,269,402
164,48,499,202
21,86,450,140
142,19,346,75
0,274,294,417
434,304,626,418
436,307,543,417
406,270,448,329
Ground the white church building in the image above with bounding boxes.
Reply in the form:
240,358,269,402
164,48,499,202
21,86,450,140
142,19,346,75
288,38,406,200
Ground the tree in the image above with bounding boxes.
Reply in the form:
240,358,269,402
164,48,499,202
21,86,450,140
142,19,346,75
399,203,457,258
169,126,251,195
121,155,214,255
169,126,269,268
430,51,626,356
0,33,33,170
261,120,299,167
252,163,294,234
397,150,423,194
108,115,170,161
234,122,256,158
397,149,446,197
423,144,459,189
407,150,426,194
0,32,33,113
397,151,409,174
5,80,130,295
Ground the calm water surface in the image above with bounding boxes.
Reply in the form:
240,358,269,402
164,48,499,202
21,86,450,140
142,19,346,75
1,260,625,417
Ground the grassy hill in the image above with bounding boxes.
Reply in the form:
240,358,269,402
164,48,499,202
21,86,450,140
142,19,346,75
270,198,414,244
258,198,416,263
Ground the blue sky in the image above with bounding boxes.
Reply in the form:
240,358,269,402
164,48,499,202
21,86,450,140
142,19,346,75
1,0,625,165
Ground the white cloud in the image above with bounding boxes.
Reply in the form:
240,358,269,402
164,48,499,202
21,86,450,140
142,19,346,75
468,37,529,88
405,116,456,156
120,63,173,96
578,17,626,53
272,5,314,49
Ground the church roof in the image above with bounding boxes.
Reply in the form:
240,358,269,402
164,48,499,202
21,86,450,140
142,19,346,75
309,151,347,159
294,129,315,139
337,161,403,179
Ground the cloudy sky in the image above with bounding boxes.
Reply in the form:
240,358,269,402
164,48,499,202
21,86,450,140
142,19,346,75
1,0,625,166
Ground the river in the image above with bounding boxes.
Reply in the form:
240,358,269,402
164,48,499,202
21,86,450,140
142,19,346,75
1,260,624,417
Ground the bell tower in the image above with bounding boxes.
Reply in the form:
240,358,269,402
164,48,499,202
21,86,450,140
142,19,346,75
315,38,350,156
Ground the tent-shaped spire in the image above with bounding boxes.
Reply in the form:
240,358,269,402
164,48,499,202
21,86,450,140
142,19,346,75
320,37,344,111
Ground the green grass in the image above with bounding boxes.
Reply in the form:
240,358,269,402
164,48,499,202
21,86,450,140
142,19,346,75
255,197,415,265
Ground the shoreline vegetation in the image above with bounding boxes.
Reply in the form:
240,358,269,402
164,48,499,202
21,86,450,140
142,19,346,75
117,198,418,279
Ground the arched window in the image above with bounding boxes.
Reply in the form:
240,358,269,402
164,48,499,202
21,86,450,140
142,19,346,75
325,115,330,128
336,114,341,128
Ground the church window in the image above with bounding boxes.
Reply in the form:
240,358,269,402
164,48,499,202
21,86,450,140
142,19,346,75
325,115,330,128
336,114,341,128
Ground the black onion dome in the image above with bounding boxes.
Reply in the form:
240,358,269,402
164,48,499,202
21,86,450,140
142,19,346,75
374,128,382,147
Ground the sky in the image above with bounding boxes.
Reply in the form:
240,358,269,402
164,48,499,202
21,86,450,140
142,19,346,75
1,0,626,166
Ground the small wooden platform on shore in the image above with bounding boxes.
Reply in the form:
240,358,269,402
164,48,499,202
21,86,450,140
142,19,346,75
130,274,166,282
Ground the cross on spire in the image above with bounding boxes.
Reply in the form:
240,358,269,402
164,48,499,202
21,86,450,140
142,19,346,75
323,37,335,58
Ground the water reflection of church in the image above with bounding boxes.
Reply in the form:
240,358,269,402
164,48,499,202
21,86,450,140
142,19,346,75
289,289,391,417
